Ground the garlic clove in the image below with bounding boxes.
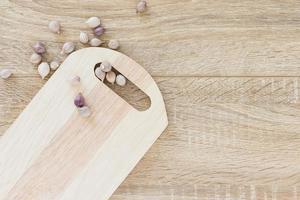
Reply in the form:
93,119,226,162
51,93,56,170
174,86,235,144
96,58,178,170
61,42,75,54
48,20,61,34
79,31,89,44
94,26,105,36
108,39,120,50
0,69,13,79
136,0,147,13
78,106,91,117
106,71,116,84
86,17,101,28
116,74,127,86
100,61,112,72
30,53,42,64
38,62,50,79
33,42,46,54
95,67,106,81
89,38,103,47
50,60,60,70
74,93,85,108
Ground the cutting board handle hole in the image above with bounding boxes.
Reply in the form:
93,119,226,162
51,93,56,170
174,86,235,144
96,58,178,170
94,63,151,111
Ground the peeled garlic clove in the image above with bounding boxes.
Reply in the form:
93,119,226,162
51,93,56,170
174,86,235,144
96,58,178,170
78,106,91,117
48,20,61,34
94,26,105,36
106,71,116,84
136,0,147,13
61,42,75,54
108,39,120,50
86,17,101,28
89,38,103,47
30,53,42,64
79,31,89,44
116,74,126,86
0,69,12,79
95,67,106,81
38,62,50,79
50,60,60,70
100,61,112,72
33,42,46,54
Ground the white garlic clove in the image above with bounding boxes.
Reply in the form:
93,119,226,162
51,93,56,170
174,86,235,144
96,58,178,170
116,74,127,86
85,17,101,28
89,38,103,47
0,69,12,79
100,61,112,72
50,60,60,70
108,39,120,50
136,0,147,13
79,31,89,44
61,42,75,54
78,106,91,117
69,75,81,86
48,20,61,34
38,62,50,79
30,53,42,64
95,67,106,81
106,71,116,84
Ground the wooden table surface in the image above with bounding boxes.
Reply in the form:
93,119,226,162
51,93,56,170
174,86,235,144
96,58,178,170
1,0,300,199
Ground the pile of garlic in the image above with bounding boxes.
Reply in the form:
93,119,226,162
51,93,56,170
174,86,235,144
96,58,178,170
95,61,126,86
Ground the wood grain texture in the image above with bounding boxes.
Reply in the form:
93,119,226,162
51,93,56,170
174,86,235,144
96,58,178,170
1,0,300,199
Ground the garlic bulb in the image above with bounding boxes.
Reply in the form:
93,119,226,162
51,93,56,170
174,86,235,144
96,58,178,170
79,32,89,44
100,61,112,72
86,17,101,28
50,60,60,70
33,42,46,54
30,53,42,64
95,67,106,81
48,20,61,34
61,42,75,54
38,62,50,79
89,38,102,47
116,74,126,86
0,69,12,79
108,39,120,50
78,106,91,117
106,71,116,84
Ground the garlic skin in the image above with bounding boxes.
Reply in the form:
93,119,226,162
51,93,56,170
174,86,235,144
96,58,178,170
78,106,91,117
136,0,147,13
106,71,116,84
0,69,12,79
89,38,103,47
108,40,120,50
116,74,126,86
69,75,81,86
30,53,42,64
86,17,101,28
79,32,89,44
100,61,112,72
38,62,50,79
94,26,105,36
95,67,106,81
50,60,60,70
61,42,75,54
33,42,46,54
48,20,61,34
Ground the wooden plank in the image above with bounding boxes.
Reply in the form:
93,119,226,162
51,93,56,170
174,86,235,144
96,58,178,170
1,0,300,76
1,76,300,199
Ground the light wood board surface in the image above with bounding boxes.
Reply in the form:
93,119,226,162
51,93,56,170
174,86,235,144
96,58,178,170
0,0,300,199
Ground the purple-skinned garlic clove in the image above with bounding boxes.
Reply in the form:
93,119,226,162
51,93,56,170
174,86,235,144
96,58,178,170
74,93,85,108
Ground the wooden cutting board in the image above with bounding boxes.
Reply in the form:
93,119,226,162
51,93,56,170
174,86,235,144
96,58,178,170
0,47,168,200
